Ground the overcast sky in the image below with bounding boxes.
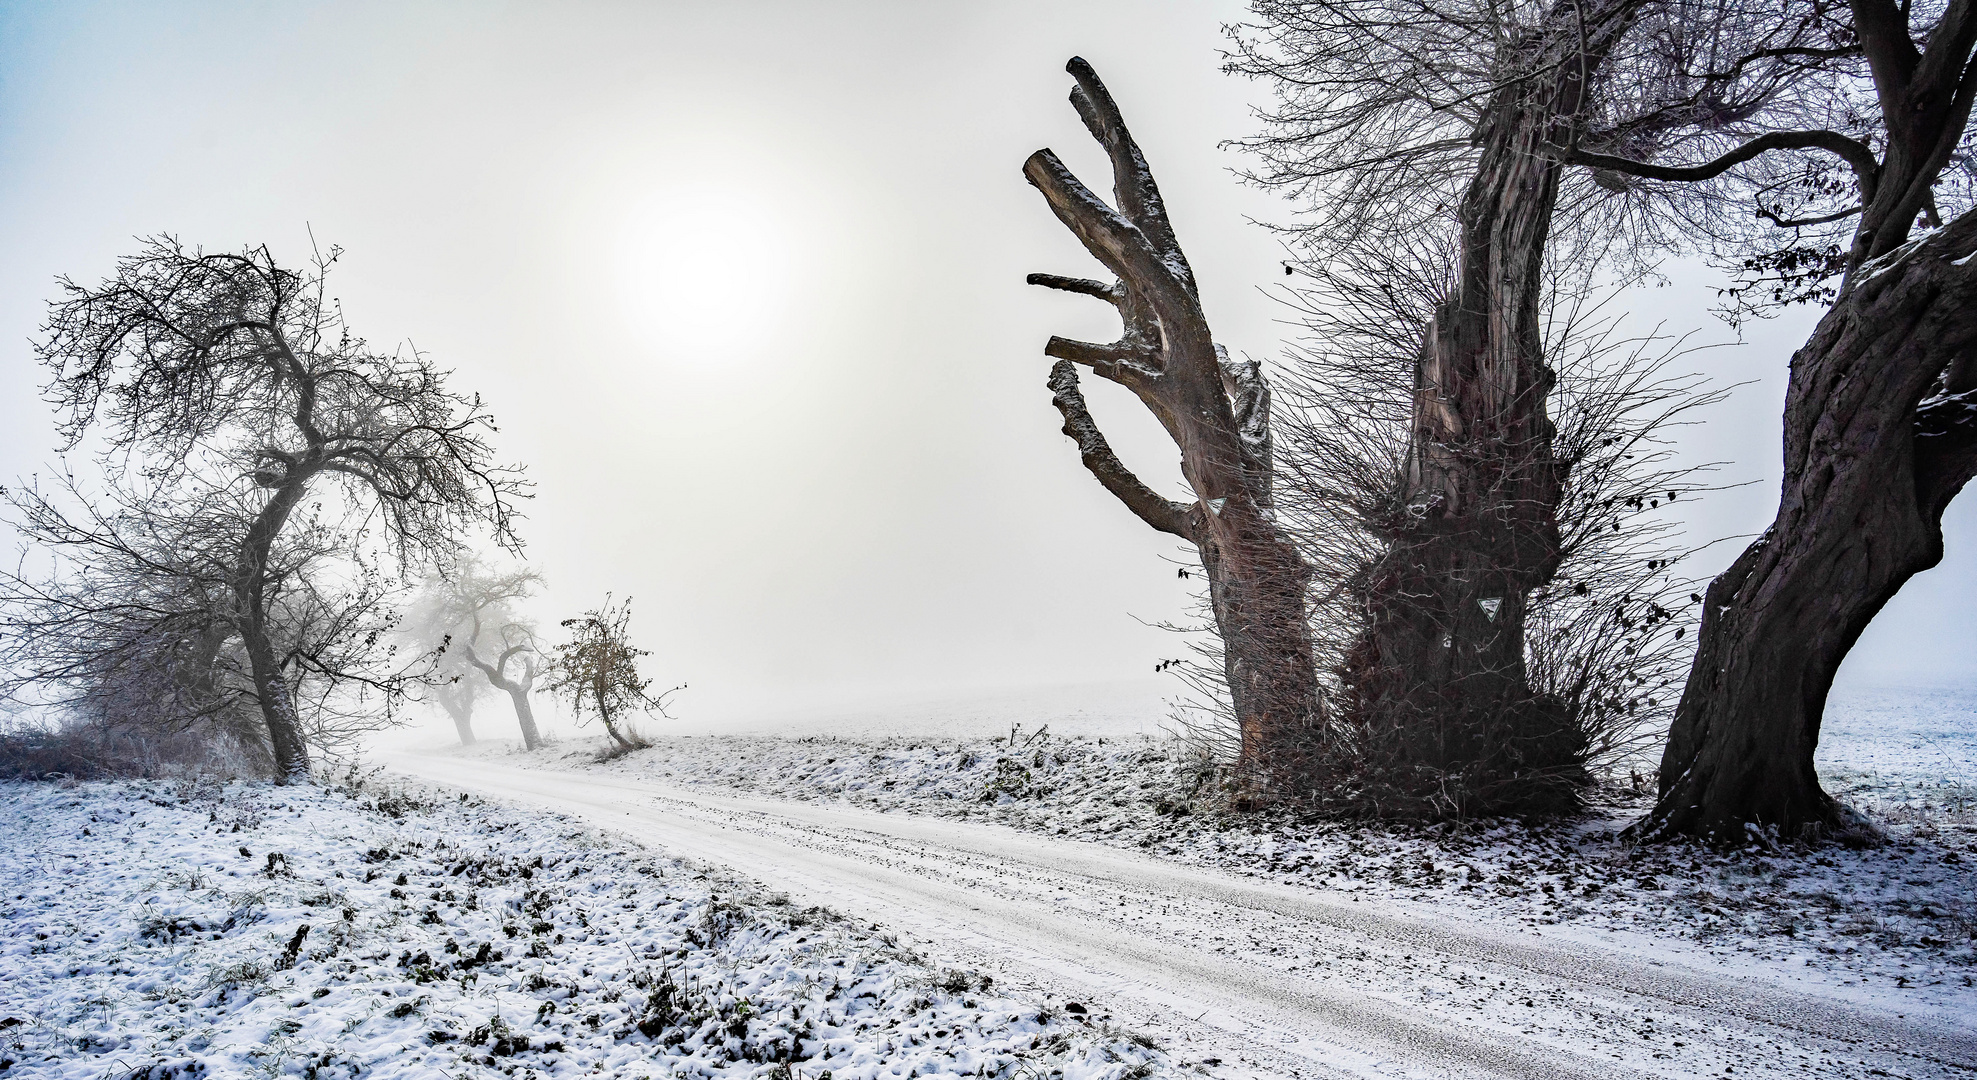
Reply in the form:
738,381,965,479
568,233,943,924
1,1,1970,736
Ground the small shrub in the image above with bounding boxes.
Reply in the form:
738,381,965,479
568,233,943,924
935,968,991,994
980,758,1036,801
698,897,750,947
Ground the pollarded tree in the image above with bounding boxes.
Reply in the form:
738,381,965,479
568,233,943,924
546,596,675,752
1024,57,1320,775
35,238,528,781
1227,0,1853,813
1236,0,1977,834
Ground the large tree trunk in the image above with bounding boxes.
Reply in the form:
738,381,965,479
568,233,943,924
177,620,277,773
1339,0,1637,813
1027,59,1320,774
236,479,311,783
244,629,309,782
1646,210,1977,840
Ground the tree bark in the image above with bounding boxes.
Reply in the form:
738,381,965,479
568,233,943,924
1027,59,1320,772
1646,210,1977,840
1339,0,1640,813
235,478,312,783
506,686,542,749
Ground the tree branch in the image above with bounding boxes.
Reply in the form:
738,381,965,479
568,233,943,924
1852,0,1923,112
1046,360,1195,539
1042,335,1156,383
1022,150,1183,301
1562,129,1880,197
1026,273,1122,305
1064,57,1192,288
1758,203,1864,228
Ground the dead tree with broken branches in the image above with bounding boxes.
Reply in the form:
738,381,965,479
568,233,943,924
1024,57,1320,780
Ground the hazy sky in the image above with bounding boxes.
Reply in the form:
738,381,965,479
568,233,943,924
1,1,1971,734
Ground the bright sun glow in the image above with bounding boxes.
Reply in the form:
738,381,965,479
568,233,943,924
615,189,795,362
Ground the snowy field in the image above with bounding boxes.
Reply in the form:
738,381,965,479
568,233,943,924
1821,684,1977,815
0,772,1166,1080
621,679,1183,742
440,681,1977,1022
6,682,1971,1079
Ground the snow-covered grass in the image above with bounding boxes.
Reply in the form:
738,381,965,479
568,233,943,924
480,723,1977,1013
0,772,1169,1080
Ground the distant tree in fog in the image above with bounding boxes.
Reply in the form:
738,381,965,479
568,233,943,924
403,559,547,749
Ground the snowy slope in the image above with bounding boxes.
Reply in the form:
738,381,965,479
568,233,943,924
0,774,1168,1079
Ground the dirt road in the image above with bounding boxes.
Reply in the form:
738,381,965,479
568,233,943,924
387,752,1977,1080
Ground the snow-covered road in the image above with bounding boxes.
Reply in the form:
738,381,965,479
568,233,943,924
387,752,1977,1080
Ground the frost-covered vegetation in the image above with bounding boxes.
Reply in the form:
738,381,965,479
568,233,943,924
0,771,1169,1079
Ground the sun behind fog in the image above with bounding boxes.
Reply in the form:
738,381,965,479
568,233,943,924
615,189,794,362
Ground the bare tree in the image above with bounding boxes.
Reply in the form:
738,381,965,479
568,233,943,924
404,559,548,750
0,472,425,771
546,596,675,752
1630,0,1977,834
399,575,496,746
1223,0,1854,813
34,238,527,781
1232,0,1977,831
1024,57,1320,776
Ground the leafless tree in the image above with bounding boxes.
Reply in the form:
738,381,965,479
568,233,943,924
1024,58,1320,778
0,471,427,771
402,559,547,749
1233,0,1977,834
1616,2,1977,841
1220,0,1847,814
33,237,527,781
398,576,494,746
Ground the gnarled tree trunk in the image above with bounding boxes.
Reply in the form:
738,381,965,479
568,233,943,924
236,479,312,783
1026,58,1319,773
1341,0,1639,814
1647,211,1977,839
467,642,544,751
1640,0,1977,840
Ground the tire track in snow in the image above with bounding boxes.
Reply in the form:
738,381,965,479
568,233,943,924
387,752,1977,1080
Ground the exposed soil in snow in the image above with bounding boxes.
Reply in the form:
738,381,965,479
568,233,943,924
470,728,1977,1019
0,773,1167,1080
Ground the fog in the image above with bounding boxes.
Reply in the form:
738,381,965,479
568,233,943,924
2,0,1972,743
